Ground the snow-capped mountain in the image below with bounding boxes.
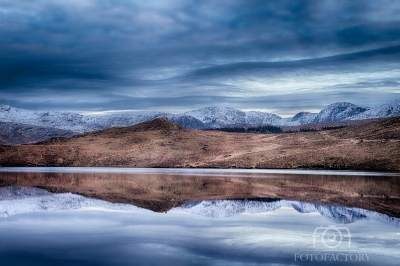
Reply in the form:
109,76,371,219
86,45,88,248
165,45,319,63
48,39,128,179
0,104,103,133
313,102,369,123
287,112,318,125
183,107,283,128
1,99,399,143
245,111,282,125
183,107,248,128
178,199,400,228
0,104,169,133
349,99,400,120
88,111,170,131
0,186,149,218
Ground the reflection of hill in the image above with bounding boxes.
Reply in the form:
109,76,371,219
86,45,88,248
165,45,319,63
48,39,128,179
0,170,400,217
179,200,400,227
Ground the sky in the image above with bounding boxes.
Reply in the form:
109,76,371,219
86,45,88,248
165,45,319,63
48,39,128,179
1,0,400,116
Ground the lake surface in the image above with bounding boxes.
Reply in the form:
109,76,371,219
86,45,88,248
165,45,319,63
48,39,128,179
0,168,399,265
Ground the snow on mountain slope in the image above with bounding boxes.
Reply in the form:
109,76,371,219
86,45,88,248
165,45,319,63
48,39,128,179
0,105,170,133
0,186,149,218
179,199,400,227
245,111,282,126
91,111,170,130
313,102,369,123
184,107,284,128
349,99,400,120
284,112,318,126
0,104,99,133
184,106,248,128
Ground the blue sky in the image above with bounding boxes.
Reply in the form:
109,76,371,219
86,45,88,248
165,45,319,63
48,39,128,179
1,0,400,115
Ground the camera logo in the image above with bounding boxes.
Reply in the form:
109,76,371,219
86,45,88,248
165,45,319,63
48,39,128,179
313,225,351,249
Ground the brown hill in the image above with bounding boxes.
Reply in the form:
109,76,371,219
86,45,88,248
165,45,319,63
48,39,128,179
1,117,399,170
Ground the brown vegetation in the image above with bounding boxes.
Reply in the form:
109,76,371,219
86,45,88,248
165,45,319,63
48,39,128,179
0,117,400,170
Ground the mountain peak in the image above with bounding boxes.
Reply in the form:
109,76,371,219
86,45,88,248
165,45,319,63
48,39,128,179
0,104,11,111
350,99,400,120
314,102,368,122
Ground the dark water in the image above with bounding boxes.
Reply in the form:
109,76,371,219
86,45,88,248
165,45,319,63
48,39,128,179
0,168,399,266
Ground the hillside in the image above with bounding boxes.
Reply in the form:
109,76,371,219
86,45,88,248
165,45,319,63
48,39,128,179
0,117,399,170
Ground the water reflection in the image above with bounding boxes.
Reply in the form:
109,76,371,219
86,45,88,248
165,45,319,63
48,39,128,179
0,168,400,265
1,168,400,217
0,187,399,266
180,199,400,227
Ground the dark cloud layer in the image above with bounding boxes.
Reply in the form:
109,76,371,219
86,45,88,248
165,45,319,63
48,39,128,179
1,0,400,114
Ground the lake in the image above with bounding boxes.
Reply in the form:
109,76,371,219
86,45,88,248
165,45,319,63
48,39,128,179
0,168,399,265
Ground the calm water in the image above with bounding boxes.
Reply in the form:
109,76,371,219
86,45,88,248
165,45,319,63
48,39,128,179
0,168,399,266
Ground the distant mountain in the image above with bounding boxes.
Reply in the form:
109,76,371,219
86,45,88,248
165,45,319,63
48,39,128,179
179,199,400,227
0,104,169,133
245,111,282,125
287,112,318,125
1,99,400,144
183,106,249,128
349,99,400,120
313,102,368,123
166,114,206,129
0,121,77,145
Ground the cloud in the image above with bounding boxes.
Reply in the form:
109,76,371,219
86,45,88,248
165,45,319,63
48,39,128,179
0,0,400,114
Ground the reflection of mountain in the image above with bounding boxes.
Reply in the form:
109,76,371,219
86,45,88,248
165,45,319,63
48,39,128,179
179,199,400,228
1,186,400,228
0,186,148,218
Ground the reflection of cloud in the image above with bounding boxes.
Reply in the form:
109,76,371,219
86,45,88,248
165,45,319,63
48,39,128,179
1,207,400,266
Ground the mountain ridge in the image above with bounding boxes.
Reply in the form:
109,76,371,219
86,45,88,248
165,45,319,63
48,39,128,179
1,99,399,144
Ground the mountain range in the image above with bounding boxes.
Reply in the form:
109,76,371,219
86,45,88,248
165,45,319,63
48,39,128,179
0,99,399,144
